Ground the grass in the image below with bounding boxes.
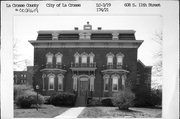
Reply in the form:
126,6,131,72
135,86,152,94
78,106,162,118
14,104,70,118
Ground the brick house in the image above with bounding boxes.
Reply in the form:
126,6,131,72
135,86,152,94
14,66,34,85
14,71,27,84
29,22,151,105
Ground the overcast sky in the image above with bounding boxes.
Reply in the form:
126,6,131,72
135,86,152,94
14,15,162,70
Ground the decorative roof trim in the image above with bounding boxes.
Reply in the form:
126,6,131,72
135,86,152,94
29,40,143,49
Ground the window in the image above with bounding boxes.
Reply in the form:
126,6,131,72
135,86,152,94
89,52,95,64
58,74,64,91
112,75,119,91
48,74,55,90
24,74,26,78
73,75,78,91
121,75,127,89
55,52,63,64
90,75,95,91
81,52,88,64
74,52,80,64
106,52,114,64
116,52,124,65
103,75,110,91
42,74,46,90
46,52,53,64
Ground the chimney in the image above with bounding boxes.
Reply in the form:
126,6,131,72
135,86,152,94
97,27,102,30
74,27,79,30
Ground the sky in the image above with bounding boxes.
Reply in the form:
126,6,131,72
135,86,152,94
13,15,162,71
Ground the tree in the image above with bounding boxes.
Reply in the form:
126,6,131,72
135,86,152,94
151,31,163,89
13,38,32,71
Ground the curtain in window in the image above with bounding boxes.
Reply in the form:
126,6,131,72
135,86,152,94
112,76,118,91
58,75,63,90
49,75,54,90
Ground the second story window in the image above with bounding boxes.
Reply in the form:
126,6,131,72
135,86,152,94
89,52,95,64
81,52,88,64
116,52,124,66
46,52,53,64
106,52,114,65
55,52,63,64
74,52,80,64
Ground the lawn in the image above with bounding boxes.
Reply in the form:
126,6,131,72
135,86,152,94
14,104,70,118
78,106,162,118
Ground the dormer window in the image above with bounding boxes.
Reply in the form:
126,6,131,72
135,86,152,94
106,52,114,65
116,52,124,66
89,52,95,64
74,52,80,64
46,52,53,64
55,52,63,64
81,52,88,64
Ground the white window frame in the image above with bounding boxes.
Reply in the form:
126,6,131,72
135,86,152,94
103,74,110,92
81,52,88,64
74,52,80,64
48,74,55,90
112,75,119,92
46,52,54,64
89,52,95,64
55,52,63,64
90,75,95,91
116,52,124,65
58,74,64,91
106,52,114,65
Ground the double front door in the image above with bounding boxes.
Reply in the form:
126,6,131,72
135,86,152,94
78,77,89,96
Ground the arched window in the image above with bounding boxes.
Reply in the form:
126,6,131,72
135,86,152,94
81,52,88,64
74,52,80,64
90,75,95,91
58,74,64,91
48,73,55,90
55,52,63,64
112,74,119,91
46,52,53,64
103,74,110,91
89,52,95,64
116,52,124,66
106,52,114,65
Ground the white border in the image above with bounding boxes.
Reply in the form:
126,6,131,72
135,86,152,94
1,1,179,119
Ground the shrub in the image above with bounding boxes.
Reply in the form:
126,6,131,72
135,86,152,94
112,89,135,110
16,90,44,108
14,84,33,100
101,98,113,106
50,92,76,106
44,96,51,104
88,98,102,106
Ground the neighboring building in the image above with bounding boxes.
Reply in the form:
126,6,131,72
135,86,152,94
13,66,34,85
14,71,27,84
137,60,152,91
29,22,151,105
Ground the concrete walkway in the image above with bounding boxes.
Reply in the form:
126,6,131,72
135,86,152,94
54,107,85,118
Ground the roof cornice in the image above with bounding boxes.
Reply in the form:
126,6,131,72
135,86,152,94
29,40,143,49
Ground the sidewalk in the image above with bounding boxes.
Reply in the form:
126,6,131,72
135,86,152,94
54,107,85,118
